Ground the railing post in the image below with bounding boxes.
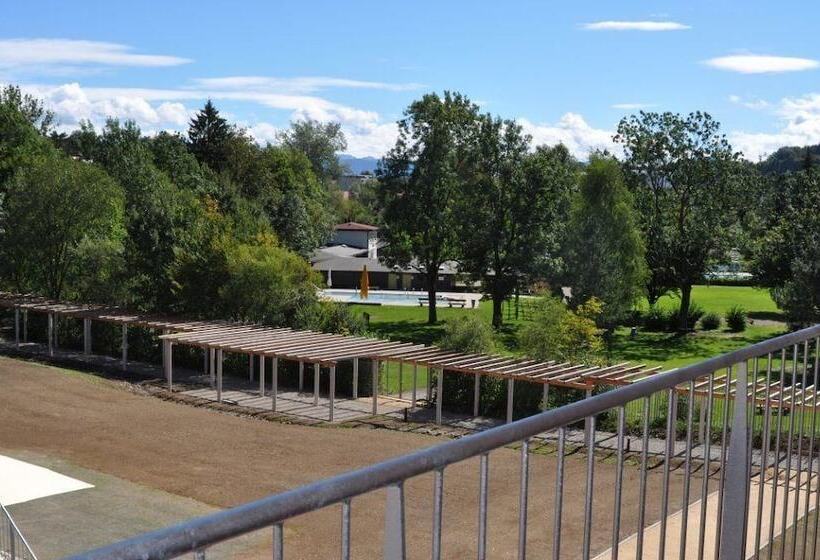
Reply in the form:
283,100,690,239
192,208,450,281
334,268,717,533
384,483,406,559
719,360,750,560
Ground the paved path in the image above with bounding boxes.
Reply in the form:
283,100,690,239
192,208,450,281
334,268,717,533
594,471,819,560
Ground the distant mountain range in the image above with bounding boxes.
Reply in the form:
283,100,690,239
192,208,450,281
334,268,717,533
339,154,380,174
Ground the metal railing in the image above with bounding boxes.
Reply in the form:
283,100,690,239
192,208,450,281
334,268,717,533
66,325,820,560
1,502,37,560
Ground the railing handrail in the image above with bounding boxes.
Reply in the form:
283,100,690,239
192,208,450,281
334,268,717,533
2,501,38,560
65,324,820,560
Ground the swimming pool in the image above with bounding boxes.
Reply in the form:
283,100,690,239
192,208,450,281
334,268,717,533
320,289,482,308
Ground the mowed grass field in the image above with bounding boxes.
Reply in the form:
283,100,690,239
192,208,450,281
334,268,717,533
351,285,786,373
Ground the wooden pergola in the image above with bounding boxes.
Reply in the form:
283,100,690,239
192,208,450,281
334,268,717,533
5,291,809,426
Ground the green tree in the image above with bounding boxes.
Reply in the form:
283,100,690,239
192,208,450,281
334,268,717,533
378,92,480,324
187,100,234,173
0,87,55,188
279,119,347,183
460,115,577,327
753,169,820,326
255,146,335,254
1,85,54,134
614,111,743,330
563,155,647,328
0,155,124,299
519,295,604,364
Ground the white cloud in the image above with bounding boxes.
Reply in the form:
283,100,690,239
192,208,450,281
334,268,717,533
518,113,617,159
582,21,690,31
705,54,819,74
192,76,423,93
728,95,769,110
0,39,190,69
612,102,655,110
730,93,820,160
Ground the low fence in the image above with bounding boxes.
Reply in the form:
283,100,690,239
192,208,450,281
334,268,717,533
63,324,820,559
1,502,37,560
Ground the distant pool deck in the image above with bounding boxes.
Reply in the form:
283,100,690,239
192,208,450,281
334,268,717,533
320,289,483,308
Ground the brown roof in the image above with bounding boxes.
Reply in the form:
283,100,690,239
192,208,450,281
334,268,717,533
334,222,379,232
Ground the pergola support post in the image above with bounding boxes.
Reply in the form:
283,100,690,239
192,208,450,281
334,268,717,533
313,363,320,406
209,348,215,388
411,363,418,412
298,361,304,394
506,378,515,424
163,339,173,391
249,353,254,382
83,318,92,355
47,313,54,356
329,365,336,422
13,308,20,348
271,357,278,412
22,310,27,342
259,354,265,397
203,348,208,376
121,324,128,371
473,374,481,417
353,358,359,399
426,367,432,402
436,368,443,425
398,361,403,400
372,360,379,415
542,383,550,411
53,314,58,349
216,349,223,402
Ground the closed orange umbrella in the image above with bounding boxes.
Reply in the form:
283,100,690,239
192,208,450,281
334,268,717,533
360,265,369,299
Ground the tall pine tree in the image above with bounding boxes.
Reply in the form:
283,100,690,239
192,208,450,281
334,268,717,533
187,100,233,172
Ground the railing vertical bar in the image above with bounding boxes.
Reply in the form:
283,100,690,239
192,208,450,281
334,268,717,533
518,439,530,560
768,350,788,560
432,468,444,560
791,342,809,560
658,387,676,560
697,372,715,560
273,523,284,560
611,405,626,560
341,499,351,560
478,453,489,560
744,356,760,553
719,360,751,560
780,345,800,560
383,483,406,560
636,396,650,560
809,337,820,560
714,366,733,560
582,410,596,560
552,427,566,560
754,353,775,560
801,338,818,560
678,380,695,560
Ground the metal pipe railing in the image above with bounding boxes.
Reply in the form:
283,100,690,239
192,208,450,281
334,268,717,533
65,324,820,560
1,502,37,560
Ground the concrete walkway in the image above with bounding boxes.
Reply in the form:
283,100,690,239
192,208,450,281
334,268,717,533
594,471,818,560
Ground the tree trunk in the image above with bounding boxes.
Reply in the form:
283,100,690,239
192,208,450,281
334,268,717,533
427,270,438,324
679,283,693,331
492,295,504,328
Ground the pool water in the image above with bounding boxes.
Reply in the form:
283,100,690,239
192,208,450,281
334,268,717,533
320,289,482,308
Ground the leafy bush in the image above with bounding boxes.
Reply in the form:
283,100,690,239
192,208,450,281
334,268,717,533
440,315,495,353
643,306,673,331
725,305,747,332
700,311,721,330
519,295,603,363
674,303,704,330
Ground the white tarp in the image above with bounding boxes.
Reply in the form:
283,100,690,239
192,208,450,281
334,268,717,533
0,455,93,505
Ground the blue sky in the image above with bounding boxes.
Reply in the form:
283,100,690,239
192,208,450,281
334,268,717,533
3,0,819,159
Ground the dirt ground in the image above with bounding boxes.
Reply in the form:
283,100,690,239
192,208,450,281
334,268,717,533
0,356,695,559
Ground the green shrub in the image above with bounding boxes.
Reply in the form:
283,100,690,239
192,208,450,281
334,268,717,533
725,305,747,332
700,311,721,330
643,306,673,331
675,303,704,330
441,315,495,353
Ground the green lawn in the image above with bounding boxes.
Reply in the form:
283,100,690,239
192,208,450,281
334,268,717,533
351,285,786,374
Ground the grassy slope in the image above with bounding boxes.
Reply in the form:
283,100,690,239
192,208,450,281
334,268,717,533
351,285,785,373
